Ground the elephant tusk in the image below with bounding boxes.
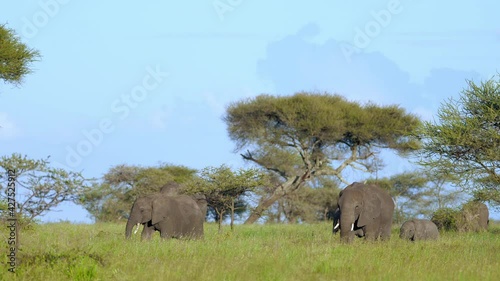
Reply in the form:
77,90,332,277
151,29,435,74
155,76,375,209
133,223,140,234
351,223,354,231
334,222,339,229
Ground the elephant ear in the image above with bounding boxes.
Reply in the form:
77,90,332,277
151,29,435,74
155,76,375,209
139,205,152,224
151,196,171,225
357,195,381,227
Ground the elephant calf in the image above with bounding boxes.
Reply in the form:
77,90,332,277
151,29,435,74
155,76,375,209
400,219,439,241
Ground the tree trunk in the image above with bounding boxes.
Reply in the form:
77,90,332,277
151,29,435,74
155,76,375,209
216,209,224,233
230,198,234,231
277,198,284,223
244,175,307,224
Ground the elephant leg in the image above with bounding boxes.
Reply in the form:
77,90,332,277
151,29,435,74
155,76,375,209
159,227,174,239
363,224,379,241
379,231,391,241
364,232,377,241
141,222,155,240
379,224,392,241
158,220,176,239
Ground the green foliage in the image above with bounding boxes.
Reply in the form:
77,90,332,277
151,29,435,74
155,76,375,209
368,169,462,223
134,164,196,196
78,163,197,222
432,201,490,233
418,75,500,205
225,92,421,157
431,207,460,231
0,153,88,225
2,222,500,280
185,165,265,229
273,186,339,223
224,92,422,223
0,24,40,87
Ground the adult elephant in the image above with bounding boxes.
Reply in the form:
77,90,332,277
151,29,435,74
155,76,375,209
400,219,439,241
474,202,490,231
336,182,395,243
125,194,204,240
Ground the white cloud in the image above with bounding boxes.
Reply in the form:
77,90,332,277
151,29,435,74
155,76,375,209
0,112,18,139
150,105,171,130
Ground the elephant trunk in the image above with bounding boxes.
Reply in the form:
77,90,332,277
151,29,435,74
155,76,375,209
125,216,140,239
340,210,355,243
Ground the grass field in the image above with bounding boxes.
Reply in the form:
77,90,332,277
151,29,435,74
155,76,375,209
1,221,500,281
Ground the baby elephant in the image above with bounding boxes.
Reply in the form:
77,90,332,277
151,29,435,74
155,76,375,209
400,219,439,241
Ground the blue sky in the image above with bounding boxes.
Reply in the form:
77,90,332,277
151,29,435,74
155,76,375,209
1,1,499,222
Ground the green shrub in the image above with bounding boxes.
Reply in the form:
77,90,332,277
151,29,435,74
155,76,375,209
431,207,459,231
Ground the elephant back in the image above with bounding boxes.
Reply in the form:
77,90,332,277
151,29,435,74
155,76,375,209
160,181,182,195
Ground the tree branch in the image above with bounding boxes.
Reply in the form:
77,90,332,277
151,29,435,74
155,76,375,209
240,150,288,178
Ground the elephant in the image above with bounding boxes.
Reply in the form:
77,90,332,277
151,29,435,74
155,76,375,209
399,219,439,241
336,182,395,243
332,207,364,237
125,194,204,240
459,201,489,232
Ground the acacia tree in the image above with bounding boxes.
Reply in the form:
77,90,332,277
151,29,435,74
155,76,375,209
184,165,265,231
418,76,500,205
224,92,422,223
0,24,40,88
0,153,87,226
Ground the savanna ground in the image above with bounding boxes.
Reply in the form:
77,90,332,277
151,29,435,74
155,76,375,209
1,221,500,281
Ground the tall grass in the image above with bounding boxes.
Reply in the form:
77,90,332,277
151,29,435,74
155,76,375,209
1,221,499,280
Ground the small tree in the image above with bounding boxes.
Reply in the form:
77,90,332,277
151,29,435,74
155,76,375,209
431,207,459,231
185,165,265,231
0,153,88,226
0,24,40,88
418,75,500,205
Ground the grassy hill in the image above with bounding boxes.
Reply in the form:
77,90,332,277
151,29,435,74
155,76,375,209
2,221,500,280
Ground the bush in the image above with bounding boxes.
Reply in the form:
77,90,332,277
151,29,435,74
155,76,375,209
431,207,460,231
